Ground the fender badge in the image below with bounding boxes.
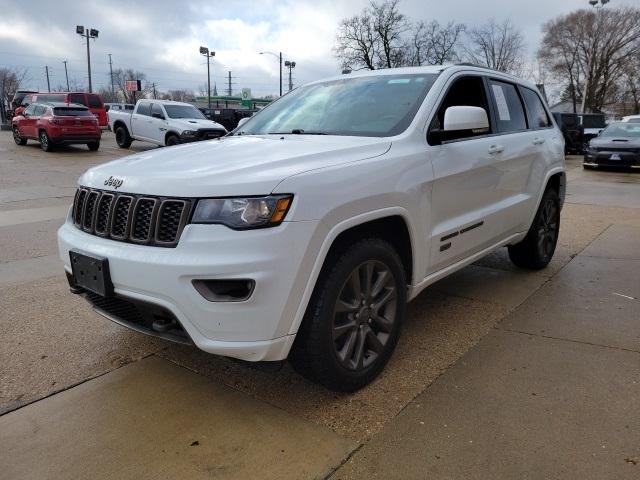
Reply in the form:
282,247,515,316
104,176,124,189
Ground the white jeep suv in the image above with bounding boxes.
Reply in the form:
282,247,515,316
58,65,565,391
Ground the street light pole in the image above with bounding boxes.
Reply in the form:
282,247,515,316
76,26,99,93
260,51,285,96
284,60,296,91
582,0,609,113
45,66,51,92
200,46,215,109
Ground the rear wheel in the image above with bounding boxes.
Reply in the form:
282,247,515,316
39,130,53,152
13,127,27,146
87,141,100,151
166,134,180,146
508,188,560,270
115,126,132,148
290,238,406,392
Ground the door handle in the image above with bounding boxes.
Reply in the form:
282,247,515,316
533,137,546,145
488,145,504,155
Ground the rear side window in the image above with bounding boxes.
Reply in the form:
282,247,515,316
521,88,551,128
489,80,527,133
68,93,87,106
136,103,151,116
53,107,91,116
87,94,103,108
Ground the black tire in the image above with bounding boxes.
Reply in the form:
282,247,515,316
166,134,180,146
87,141,100,151
290,238,407,392
583,164,595,170
13,127,27,146
508,188,560,270
115,126,132,148
39,130,53,152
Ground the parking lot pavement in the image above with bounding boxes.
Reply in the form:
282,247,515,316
1,130,639,479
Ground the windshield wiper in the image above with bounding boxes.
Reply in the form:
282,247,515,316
263,129,327,135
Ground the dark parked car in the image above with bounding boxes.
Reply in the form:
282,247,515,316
552,113,584,155
12,102,101,152
579,113,607,147
199,107,257,131
583,122,640,170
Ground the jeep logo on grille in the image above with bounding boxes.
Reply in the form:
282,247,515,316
104,176,124,189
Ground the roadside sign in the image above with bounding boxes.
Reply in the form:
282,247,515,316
126,80,142,92
241,88,252,107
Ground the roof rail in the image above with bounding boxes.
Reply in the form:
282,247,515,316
450,63,514,75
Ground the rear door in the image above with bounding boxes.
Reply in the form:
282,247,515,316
484,79,540,232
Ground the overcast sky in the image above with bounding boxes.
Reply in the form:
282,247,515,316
0,0,635,97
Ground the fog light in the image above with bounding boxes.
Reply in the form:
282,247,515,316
192,279,255,302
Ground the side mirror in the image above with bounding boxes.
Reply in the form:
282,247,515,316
443,106,489,132
105,105,110,112
237,117,250,128
152,112,165,120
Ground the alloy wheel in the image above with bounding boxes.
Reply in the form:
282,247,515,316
13,128,21,143
40,131,48,149
537,198,558,259
332,260,397,371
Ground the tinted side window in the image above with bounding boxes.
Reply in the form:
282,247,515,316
489,80,527,133
87,94,102,108
137,103,151,116
151,103,164,118
521,88,551,128
68,93,87,106
34,105,46,116
24,104,36,115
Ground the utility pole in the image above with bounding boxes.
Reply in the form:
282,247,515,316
76,26,99,92
199,46,215,109
108,54,115,97
227,71,232,96
45,66,51,92
62,61,70,92
152,83,157,99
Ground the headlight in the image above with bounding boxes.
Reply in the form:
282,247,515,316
182,130,196,136
191,195,293,229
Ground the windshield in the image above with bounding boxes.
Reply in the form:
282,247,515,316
164,104,206,119
600,123,640,138
237,73,438,137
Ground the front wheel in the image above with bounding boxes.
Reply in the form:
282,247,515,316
39,130,53,152
13,127,27,146
165,134,180,146
290,238,407,392
508,188,560,270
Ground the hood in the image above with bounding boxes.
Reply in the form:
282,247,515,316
172,118,226,131
590,136,640,149
80,135,391,197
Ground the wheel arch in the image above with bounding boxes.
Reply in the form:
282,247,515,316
286,208,416,338
112,120,128,134
165,131,180,144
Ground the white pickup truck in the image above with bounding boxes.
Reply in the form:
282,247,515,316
108,99,227,148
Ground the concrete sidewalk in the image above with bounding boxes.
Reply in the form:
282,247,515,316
335,223,640,479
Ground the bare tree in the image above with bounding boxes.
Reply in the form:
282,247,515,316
334,0,408,70
539,6,640,113
463,19,526,74
407,20,465,66
166,89,195,102
0,67,28,115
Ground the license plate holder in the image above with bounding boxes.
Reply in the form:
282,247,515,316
69,250,114,297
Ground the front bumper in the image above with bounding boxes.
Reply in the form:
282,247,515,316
180,129,226,142
584,150,640,168
58,217,321,361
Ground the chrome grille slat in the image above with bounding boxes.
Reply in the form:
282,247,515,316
71,188,189,247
